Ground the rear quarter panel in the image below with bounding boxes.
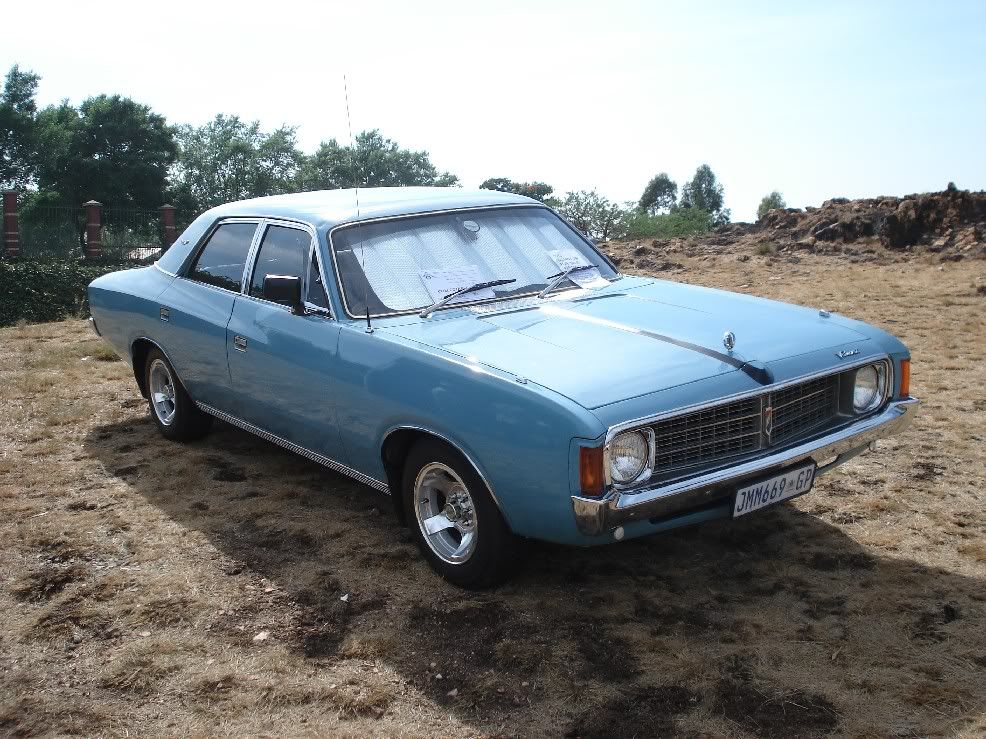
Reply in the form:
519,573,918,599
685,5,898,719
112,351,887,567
88,266,175,367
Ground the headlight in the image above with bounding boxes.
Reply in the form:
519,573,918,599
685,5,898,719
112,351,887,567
853,363,887,413
609,430,651,485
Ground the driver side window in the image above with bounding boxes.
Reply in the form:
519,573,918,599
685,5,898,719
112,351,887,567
249,225,310,298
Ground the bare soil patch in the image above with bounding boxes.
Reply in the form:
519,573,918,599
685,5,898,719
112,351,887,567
1,253,984,736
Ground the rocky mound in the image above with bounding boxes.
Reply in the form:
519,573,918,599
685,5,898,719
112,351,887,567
605,185,986,266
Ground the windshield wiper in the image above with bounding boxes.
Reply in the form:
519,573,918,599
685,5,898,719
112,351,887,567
537,264,599,299
420,278,517,318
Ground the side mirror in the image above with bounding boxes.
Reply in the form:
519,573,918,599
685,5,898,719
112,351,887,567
263,275,304,314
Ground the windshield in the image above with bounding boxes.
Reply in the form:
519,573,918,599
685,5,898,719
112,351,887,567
330,206,617,318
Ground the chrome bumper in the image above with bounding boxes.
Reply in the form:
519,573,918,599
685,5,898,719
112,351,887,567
572,397,920,536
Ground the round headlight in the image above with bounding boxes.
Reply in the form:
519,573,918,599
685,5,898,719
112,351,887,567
853,364,886,413
609,430,650,484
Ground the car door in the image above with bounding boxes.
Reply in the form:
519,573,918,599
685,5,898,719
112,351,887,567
226,220,347,463
156,219,260,413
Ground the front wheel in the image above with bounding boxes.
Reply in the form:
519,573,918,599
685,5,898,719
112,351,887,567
402,439,522,588
144,348,212,442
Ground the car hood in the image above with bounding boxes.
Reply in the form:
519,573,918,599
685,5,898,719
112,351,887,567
379,278,870,410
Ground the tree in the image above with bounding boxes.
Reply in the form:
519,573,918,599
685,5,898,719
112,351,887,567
299,129,458,191
679,164,730,226
557,190,630,242
479,177,555,203
170,114,303,212
638,172,677,215
35,94,177,210
757,190,786,220
0,65,41,189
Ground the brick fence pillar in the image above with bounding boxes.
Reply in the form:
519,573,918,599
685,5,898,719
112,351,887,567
3,191,19,258
83,200,102,259
160,204,177,251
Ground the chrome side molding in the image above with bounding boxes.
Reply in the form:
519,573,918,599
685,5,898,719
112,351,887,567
195,403,390,493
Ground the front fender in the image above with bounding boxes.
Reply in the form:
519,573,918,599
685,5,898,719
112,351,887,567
334,325,605,543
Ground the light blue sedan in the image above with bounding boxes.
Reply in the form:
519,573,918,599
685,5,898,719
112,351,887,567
88,188,919,587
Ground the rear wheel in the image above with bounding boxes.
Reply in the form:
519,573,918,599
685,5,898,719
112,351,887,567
402,438,521,588
144,348,212,441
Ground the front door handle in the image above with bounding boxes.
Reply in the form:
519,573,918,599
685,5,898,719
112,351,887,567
233,335,248,351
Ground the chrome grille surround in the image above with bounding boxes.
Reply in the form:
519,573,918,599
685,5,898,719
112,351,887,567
604,357,892,490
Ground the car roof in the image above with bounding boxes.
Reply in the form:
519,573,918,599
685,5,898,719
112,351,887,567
201,187,541,229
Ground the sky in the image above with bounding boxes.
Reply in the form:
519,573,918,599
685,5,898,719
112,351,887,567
4,1,985,221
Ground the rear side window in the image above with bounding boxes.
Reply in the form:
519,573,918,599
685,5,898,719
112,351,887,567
188,222,258,291
249,225,310,298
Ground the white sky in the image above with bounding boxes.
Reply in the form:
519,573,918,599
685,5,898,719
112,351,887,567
4,0,985,221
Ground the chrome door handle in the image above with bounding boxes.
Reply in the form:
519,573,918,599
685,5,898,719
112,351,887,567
159,306,170,321
233,335,248,351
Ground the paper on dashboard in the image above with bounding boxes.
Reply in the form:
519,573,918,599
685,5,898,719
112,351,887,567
547,249,609,289
418,265,496,304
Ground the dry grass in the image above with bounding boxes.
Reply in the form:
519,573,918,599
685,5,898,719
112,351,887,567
1,253,985,737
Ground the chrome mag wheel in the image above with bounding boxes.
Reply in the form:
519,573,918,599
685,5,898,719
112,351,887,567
413,462,479,564
148,358,177,426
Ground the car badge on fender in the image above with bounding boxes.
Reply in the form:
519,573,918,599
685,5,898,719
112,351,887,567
763,405,774,443
836,348,860,359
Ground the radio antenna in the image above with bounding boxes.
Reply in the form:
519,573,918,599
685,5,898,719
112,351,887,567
343,73,373,334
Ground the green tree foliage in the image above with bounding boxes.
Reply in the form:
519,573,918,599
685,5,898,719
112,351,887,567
557,190,631,241
624,207,714,239
0,65,41,189
170,114,303,212
300,129,458,191
638,172,677,215
680,164,730,226
479,177,555,203
35,94,177,211
757,190,786,220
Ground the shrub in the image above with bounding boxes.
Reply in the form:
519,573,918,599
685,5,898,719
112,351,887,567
757,191,786,220
0,259,134,326
624,207,714,240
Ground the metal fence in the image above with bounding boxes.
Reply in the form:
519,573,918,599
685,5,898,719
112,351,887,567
19,205,85,259
9,199,191,262
102,207,168,261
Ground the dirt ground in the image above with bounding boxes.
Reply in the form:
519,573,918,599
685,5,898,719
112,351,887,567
1,249,984,737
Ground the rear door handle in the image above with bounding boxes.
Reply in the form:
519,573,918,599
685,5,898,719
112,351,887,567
159,306,170,322
233,335,248,351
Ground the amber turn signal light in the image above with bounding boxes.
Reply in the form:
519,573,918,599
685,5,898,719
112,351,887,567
898,359,910,398
580,446,605,497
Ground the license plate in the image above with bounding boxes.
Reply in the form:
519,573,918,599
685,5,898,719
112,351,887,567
733,462,816,518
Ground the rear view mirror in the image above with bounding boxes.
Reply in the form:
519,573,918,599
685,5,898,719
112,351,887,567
263,275,303,314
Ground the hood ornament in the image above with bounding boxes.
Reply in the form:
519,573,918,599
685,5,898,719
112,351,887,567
723,331,736,352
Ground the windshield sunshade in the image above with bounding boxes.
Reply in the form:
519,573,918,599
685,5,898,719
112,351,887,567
330,206,615,317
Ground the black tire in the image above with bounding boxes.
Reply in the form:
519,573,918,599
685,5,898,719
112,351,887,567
402,438,522,589
144,347,212,442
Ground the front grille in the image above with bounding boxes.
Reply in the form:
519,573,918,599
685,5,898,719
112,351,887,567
769,375,839,444
648,374,841,478
654,396,762,470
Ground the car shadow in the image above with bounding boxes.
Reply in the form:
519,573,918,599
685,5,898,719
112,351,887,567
83,416,986,737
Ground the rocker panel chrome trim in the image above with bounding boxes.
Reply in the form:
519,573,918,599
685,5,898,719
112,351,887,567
196,402,389,493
